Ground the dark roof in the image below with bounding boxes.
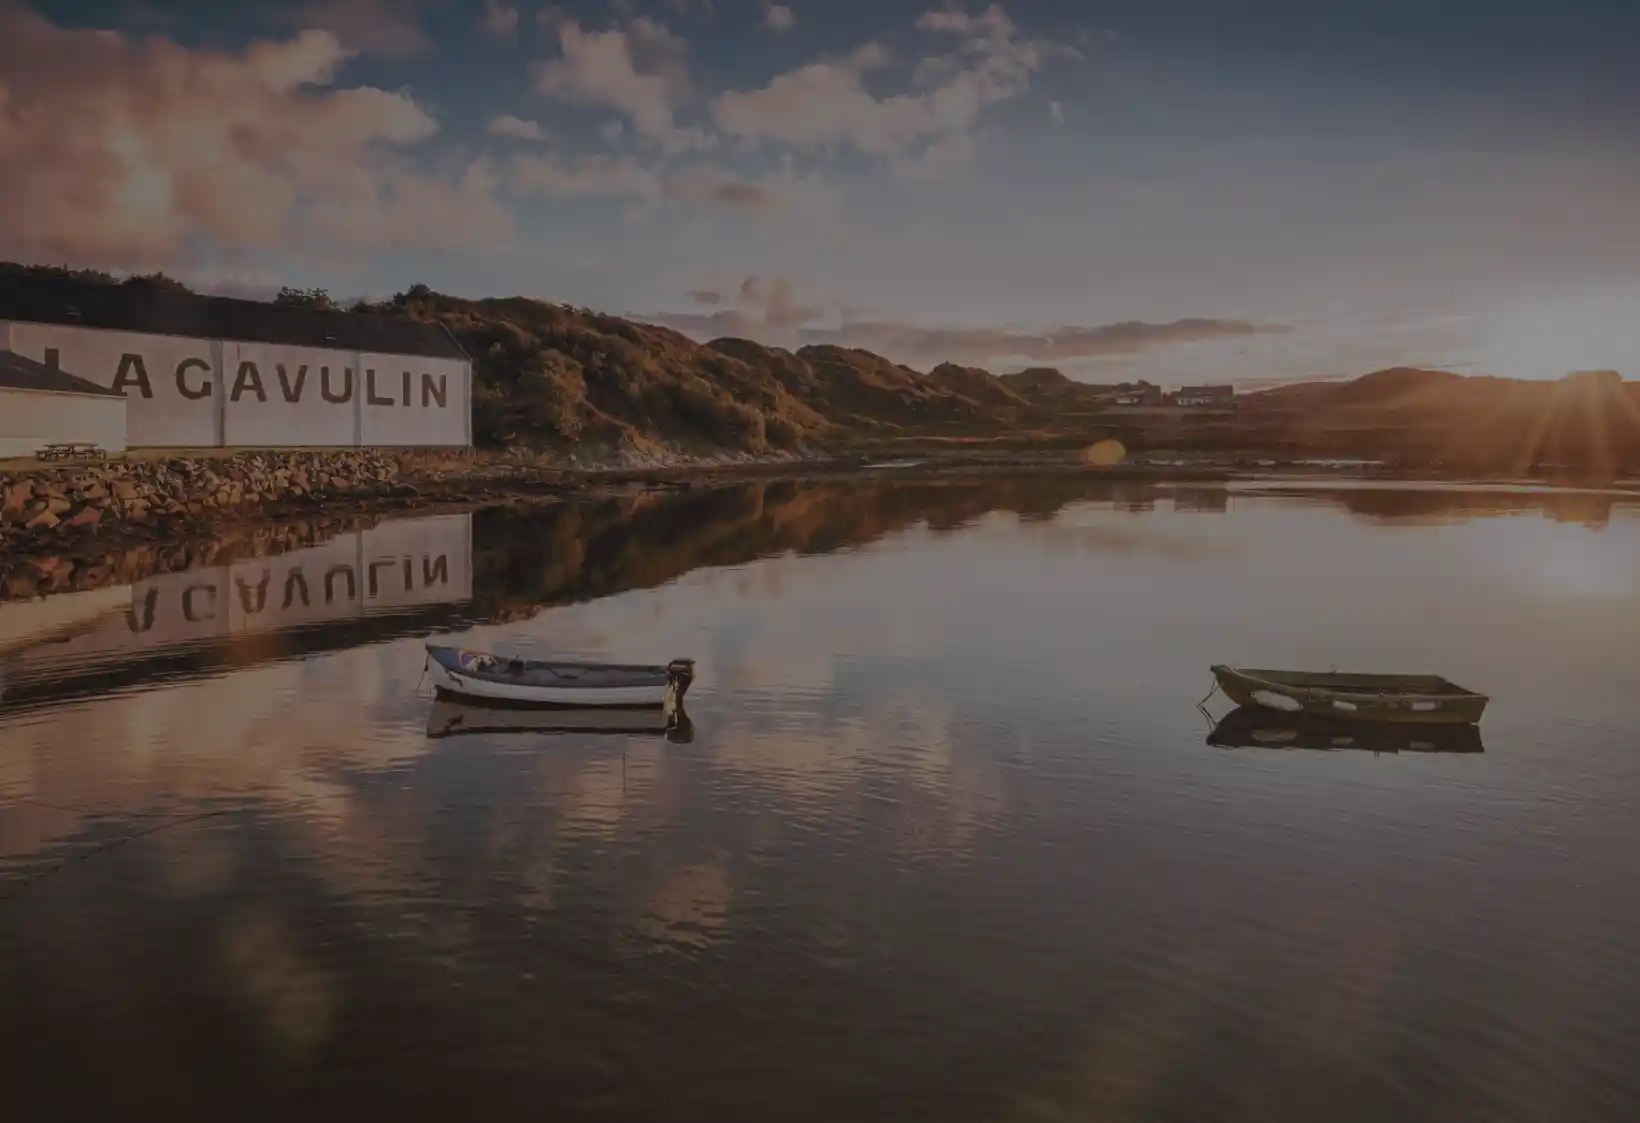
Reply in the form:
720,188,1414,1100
0,273,468,361
0,350,124,397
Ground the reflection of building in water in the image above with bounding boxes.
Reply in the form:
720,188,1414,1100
1172,487,1230,514
0,514,472,702
1109,483,1157,513
0,584,132,655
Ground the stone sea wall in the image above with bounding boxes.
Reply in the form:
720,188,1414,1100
0,450,403,549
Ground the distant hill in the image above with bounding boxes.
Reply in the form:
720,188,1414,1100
1244,366,1640,472
999,367,1075,395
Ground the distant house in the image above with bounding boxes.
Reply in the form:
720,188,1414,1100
1174,384,1235,407
1110,382,1163,406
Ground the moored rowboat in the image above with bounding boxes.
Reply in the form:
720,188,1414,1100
425,643,693,709
1209,664,1487,725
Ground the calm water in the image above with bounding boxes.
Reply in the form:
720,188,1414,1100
4,476,1640,1122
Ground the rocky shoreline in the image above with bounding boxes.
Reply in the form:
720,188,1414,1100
2,445,1632,606
0,446,1233,565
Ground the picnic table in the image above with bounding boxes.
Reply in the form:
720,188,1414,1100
36,442,107,462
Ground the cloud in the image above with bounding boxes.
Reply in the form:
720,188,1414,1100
532,17,704,150
643,273,832,338
509,154,780,211
280,0,432,58
663,0,715,16
511,153,660,199
645,275,1289,366
479,0,519,37
0,5,511,269
763,4,796,31
710,4,1064,174
740,275,826,326
487,114,549,141
1049,99,1064,125
303,159,514,255
666,168,781,208
799,317,1291,368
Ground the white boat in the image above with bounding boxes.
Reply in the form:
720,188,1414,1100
424,643,694,709
425,698,694,742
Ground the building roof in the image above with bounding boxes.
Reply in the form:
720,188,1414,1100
0,272,469,361
0,349,125,398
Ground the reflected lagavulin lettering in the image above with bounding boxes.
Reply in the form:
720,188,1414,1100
2,517,473,671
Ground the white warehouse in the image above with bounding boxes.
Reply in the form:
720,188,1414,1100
0,274,472,450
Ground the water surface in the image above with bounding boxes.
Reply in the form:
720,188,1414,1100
3,477,1640,1122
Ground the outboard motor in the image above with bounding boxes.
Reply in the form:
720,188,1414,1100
667,658,696,701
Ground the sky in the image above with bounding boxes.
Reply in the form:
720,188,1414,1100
0,0,1636,385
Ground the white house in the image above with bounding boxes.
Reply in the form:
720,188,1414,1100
0,349,128,459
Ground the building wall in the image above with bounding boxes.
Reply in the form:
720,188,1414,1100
0,386,128,459
224,341,361,447
0,320,470,449
358,352,470,446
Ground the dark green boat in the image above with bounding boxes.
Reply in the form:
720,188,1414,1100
1210,665,1489,725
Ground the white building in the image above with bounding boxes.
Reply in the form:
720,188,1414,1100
0,274,472,449
0,349,128,459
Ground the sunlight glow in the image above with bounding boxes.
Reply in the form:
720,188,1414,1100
1471,287,1640,380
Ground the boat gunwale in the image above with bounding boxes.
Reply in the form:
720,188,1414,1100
1211,664,1486,703
426,644,688,689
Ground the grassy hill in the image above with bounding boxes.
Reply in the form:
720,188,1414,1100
419,291,1068,453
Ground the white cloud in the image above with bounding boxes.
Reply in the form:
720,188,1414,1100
763,4,796,31
280,0,432,58
0,6,511,268
509,153,785,212
710,4,1060,175
487,114,549,141
532,17,702,150
1049,99,1064,125
512,153,661,199
480,0,520,38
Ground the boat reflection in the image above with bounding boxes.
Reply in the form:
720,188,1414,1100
425,697,696,743
1206,706,1485,754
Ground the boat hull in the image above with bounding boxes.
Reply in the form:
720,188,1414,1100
1211,665,1487,725
425,644,691,710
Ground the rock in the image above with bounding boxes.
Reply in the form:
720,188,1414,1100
112,480,141,501
66,506,103,528
27,510,60,529
3,572,40,598
2,480,35,518
44,497,72,515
